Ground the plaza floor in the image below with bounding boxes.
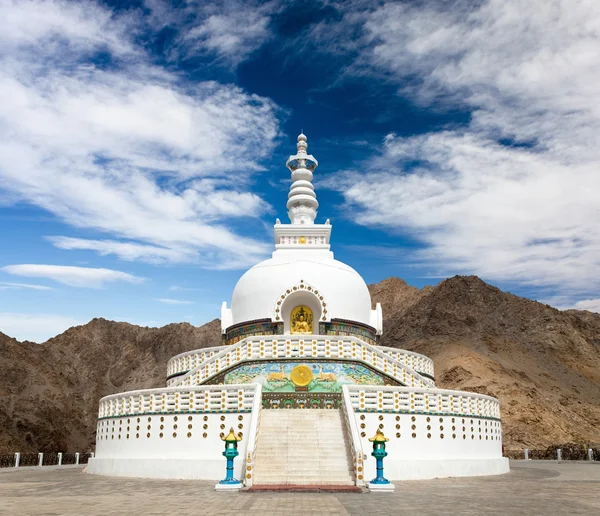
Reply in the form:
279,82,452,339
0,461,598,516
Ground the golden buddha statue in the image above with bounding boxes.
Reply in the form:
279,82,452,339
290,306,313,334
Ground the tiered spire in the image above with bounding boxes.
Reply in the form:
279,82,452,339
285,133,319,225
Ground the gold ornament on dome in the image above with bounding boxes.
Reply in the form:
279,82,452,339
290,364,313,387
290,305,313,334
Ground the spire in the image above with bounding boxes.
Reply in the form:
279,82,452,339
285,133,319,224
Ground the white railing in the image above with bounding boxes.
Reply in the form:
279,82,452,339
377,346,435,378
341,385,366,486
97,384,260,419
167,344,435,384
345,385,501,419
169,335,435,390
167,346,227,379
242,384,263,488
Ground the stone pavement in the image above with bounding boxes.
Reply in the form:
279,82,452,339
0,461,598,516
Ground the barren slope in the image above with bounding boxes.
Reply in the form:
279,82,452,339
370,275,600,448
1,275,599,453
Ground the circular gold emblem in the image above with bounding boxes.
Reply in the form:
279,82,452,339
290,365,313,387
298,236,307,244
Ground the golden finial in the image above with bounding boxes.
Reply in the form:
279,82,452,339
221,427,242,442
368,429,389,442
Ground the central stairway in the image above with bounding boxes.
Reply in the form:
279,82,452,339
253,409,355,486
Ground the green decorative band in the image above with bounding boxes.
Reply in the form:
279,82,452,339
262,392,342,409
354,408,501,422
97,409,252,421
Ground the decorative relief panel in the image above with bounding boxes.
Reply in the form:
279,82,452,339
207,360,397,394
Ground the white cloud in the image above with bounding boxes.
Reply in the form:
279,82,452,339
48,237,194,264
0,0,279,270
570,299,600,314
154,298,194,305
2,264,144,288
169,285,204,292
150,0,277,67
322,0,600,299
0,282,53,291
0,312,82,343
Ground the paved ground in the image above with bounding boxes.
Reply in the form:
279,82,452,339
0,461,599,516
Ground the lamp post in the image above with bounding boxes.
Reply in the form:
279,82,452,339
368,429,395,492
215,427,243,491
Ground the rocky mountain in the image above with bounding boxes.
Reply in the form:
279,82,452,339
0,319,221,454
370,276,600,449
1,275,599,453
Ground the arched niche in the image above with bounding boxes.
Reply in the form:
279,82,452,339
273,283,329,335
279,290,323,335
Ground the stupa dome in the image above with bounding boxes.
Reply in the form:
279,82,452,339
220,133,383,337
228,251,376,331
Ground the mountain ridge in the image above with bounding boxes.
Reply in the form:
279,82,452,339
1,275,599,453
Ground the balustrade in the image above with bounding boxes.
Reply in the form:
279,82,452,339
169,336,434,390
98,384,260,419
344,385,501,419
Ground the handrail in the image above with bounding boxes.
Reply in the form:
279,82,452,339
341,385,366,487
242,384,263,487
169,335,435,390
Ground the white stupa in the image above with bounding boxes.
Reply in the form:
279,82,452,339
88,134,509,486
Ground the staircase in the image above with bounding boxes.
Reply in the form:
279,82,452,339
253,409,355,486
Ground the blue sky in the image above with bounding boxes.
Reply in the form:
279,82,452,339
1,0,599,342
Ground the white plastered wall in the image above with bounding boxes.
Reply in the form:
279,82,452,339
353,412,509,481
88,412,249,480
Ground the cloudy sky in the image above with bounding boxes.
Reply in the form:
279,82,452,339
0,0,598,342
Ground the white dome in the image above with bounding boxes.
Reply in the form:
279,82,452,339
227,250,375,330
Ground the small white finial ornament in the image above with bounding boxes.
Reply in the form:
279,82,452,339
285,133,319,225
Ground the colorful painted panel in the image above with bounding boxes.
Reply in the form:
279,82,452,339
223,320,283,345
221,361,391,393
324,320,377,346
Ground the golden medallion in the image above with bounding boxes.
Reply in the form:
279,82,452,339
298,236,307,244
290,365,313,387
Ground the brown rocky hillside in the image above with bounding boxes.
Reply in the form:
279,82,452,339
370,276,600,449
1,275,599,453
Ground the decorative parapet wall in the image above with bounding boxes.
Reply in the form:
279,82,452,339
341,385,507,481
97,384,260,419
91,384,262,481
167,339,435,388
376,346,434,379
344,385,500,420
167,346,227,380
169,335,435,390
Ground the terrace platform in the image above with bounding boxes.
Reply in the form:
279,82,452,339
1,462,599,515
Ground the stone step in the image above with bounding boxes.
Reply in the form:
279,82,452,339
254,461,351,472
253,408,355,485
254,478,355,486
